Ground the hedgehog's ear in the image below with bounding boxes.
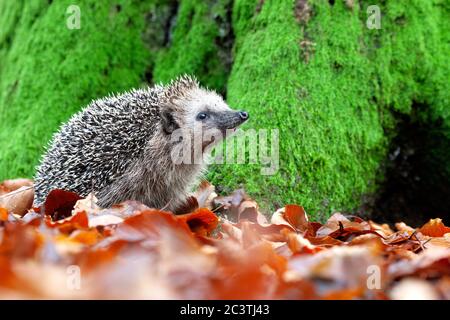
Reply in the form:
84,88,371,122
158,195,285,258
161,107,179,135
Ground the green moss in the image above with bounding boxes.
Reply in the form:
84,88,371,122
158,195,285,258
152,0,233,93
211,0,449,219
0,0,152,180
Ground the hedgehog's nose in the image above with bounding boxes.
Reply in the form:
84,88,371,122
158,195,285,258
239,111,249,120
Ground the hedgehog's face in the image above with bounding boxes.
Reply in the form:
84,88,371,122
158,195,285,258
162,87,249,153
188,88,248,133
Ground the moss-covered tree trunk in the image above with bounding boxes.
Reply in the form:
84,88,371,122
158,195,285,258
0,0,448,221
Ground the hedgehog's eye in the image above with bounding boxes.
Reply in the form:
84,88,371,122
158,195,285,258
197,112,209,121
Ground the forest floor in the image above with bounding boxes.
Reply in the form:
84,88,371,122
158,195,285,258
0,178,449,299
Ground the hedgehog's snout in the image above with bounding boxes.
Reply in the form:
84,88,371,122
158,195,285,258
232,110,249,127
234,110,249,128
239,111,249,121
229,110,249,129
211,110,249,136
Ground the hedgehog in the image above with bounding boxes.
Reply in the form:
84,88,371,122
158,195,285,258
33,75,249,212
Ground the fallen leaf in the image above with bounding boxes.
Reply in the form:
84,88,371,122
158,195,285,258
0,208,8,221
0,186,34,216
0,179,33,195
176,207,219,236
418,218,450,237
283,205,309,232
0,180,448,300
45,211,89,234
388,248,450,279
43,189,82,221
192,180,216,208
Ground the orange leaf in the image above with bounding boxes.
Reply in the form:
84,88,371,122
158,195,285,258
0,207,8,221
70,229,102,245
114,210,193,242
0,186,34,216
283,205,309,231
45,211,89,234
323,287,365,300
0,179,33,195
419,218,450,237
176,207,219,236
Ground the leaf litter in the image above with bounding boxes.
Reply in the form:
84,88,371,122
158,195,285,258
0,179,449,299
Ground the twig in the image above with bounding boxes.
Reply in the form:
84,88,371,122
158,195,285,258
212,203,225,213
409,231,431,252
0,185,34,200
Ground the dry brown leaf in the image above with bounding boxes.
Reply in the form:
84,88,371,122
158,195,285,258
418,218,450,237
0,208,8,221
0,186,34,216
0,179,33,195
0,180,449,299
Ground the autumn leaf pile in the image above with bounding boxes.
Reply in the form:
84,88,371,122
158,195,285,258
0,179,449,299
